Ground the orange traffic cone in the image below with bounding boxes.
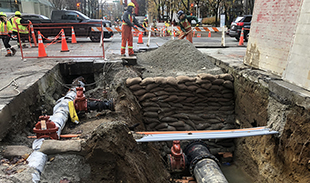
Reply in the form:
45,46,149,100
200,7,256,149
29,21,37,47
197,33,201,38
71,27,77,44
208,31,211,37
137,31,143,44
238,28,244,46
60,29,69,52
37,31,47,58
173,30,176,37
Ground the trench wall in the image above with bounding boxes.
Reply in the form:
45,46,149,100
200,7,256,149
0,65,63,141
207,54,310,183
126,74,235,132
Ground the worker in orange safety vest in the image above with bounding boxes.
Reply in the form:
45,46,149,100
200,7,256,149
0,12,16,57
11,11,30,48
121,2,145,57
177,10,199,43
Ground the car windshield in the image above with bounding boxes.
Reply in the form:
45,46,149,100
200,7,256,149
76,12,90,20
40,15,49,19
234,16,243,23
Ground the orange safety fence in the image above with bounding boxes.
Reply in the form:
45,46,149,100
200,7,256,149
18,22,106,59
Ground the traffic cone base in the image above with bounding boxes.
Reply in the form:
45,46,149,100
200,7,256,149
61,29,70,52
37,31,47,58
208,31,211,37
137,32,143,44
197,33,201,38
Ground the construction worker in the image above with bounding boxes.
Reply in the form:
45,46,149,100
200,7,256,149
11,11,29,48
177,10,199,43
0,12,16,57
121,2,145,57
142,18,148,36
165,21,172,36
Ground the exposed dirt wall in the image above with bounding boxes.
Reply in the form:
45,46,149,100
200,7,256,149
224,68,310,183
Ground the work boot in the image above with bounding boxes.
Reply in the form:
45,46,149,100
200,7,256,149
129,53,136,57
11,48,17,56
121,54,126,57
5,49,12,57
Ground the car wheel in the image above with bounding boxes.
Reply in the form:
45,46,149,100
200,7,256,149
90,32,101,42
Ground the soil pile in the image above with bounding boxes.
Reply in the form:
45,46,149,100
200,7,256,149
137,39,223,77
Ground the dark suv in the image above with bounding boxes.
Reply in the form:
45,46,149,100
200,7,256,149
229,15,252,41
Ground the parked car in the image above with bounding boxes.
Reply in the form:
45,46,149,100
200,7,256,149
229,15,252,42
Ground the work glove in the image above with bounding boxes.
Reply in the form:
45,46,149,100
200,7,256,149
196,23,199,27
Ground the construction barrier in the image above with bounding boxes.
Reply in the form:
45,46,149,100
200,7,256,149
20,22,106,59
92,26,226,33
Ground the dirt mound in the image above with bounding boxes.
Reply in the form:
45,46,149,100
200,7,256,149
137,39,223,77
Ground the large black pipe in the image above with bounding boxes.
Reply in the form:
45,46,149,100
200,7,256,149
87,98,115,111
183,141,228,183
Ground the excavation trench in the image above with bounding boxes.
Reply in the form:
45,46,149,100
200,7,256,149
0,40,256,183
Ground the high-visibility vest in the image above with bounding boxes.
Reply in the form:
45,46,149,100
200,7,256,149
0,21,13,35
123,14,133,26
180,18,191,32
12,17,29,34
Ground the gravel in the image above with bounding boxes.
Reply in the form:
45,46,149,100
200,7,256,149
137,39,223,77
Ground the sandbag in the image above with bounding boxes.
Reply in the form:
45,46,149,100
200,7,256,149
164,87,178,92
143,106,160,112
154,77,167,85
144,117,160,124
158,102,171,108
184,97,197,103
163,95,178,102
166,77,178,86
212,79,225,85
145,83,159,91
139,93,156,101
218,74,234,81
155,123,169,130
201,83,212,90
171,113,189,119
196,88,208,94
140,77,155,86
176,75,195,84
196,123,211,130
126,77,142,86
197,73,216,82
133,89,147,96
158,125,177,131
177,83,188,90
129,84,144,91
187,85,199,91
141,101,159,107
154,91,170,96
143,111,158,118
195,77,211,84
223,80,234,89
161,117,178,122
169,121,185,127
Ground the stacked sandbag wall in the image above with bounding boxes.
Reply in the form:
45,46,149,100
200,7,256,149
126,74,235,132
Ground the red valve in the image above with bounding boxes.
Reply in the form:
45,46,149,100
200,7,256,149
74,87,87,112
168,140,186,172
33,115,59,139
